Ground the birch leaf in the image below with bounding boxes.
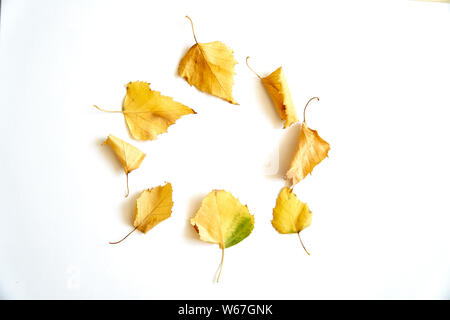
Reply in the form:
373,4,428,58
94,81,195,141
110,183,174,244
190,190,254,282
178,16,238,104
286,97,330,186
272,187,311,255
133,183,174,233
103,134,146,197
246,57,298,128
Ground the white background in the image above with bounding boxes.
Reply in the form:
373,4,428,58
0,0,449,299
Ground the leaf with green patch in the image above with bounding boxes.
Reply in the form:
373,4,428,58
190,190,254,282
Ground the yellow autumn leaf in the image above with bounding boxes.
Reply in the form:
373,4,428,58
178,16,238,105
286,97,330,186
103,134,146,197
246,57,298,128
272,187,312,255
191,190,254,282
94,81,196,141
110,183,174,244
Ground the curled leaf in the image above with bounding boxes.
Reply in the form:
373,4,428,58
246,57,298,128
110,183,173,244
103,135,146,197
285,97,330,186
94,81,196,141
191,190,254,282
272,187,311,255
178,16,238,104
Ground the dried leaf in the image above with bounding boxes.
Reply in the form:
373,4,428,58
103,134,146,197
246,57,298,128
262,67,298,128
272,187,311,255
178,16,237,104
134,183,173,233
94,81,195,141
286,97,330,186
110,183,174,244
191,190,254,281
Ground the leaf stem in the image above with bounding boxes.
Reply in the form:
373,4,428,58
245,57,262,79
185,16,198,44
303,97,319,124
298,232,310,256
216,247,225,283
125,173,129,198
109,226,137,245
93,105,122,113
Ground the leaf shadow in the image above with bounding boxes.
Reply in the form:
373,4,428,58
119,189,139,225
183,193,204,243
106,190,140,245
276,123,301,179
